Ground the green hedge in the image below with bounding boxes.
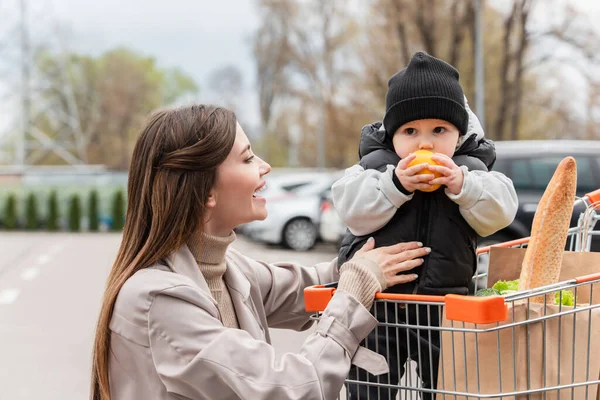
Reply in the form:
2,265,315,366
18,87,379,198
47,191,59,231
68,195,81,232
3,194,18,230
111,190,125,231
88,190,99,232
25,193,40,230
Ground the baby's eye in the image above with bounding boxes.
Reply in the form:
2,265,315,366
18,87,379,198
404,128,417,135
433,126,446,134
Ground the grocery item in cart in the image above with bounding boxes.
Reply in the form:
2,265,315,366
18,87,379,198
440,299,600,400
487,247,600,305
518,156,577,301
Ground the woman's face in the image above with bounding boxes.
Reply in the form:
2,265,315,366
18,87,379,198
206,123,271,234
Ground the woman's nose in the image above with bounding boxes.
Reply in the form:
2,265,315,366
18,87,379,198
259,157,271,176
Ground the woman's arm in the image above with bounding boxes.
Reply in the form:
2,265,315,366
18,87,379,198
149,285,376,400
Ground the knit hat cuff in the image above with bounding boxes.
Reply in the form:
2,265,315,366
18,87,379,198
383,96,468,138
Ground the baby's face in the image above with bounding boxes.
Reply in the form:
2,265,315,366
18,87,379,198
392,119,460,159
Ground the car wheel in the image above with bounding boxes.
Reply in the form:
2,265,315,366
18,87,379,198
472,233,515,293
282,218,317,251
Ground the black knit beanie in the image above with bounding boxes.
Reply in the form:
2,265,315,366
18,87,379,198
383,52,468,137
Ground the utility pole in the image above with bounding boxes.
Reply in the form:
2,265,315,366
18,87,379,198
17,0,30,167
317,99,326,169
474,0,485,129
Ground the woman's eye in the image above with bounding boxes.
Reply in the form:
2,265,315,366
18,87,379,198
433,127,446,134
245,155,255,163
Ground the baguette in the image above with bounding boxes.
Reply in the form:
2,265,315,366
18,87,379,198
518,157,577,302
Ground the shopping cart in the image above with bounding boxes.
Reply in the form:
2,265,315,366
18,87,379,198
305,189,600,399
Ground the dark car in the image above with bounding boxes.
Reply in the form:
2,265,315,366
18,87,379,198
472,140,600,290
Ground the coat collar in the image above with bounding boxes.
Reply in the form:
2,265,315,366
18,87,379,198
163,244,264,340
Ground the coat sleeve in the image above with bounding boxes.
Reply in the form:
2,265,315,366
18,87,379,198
148,285,378,400
446,167,519,237
331,164,413,236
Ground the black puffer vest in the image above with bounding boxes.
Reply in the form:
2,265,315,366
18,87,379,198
338,122,496,296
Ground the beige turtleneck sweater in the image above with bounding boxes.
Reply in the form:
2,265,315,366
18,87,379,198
187,231,239,329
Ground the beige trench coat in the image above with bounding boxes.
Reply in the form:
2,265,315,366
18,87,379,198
108,244,385,400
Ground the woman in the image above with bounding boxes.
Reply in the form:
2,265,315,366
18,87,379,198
90,105,428,400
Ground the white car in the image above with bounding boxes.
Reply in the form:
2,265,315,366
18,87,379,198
318,189,346,246
243,173,341,251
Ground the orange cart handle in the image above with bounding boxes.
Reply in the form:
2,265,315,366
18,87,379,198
304,285,508,324
585,188,600,208
476,237,531,254
575,271,600,284
306,271,600,324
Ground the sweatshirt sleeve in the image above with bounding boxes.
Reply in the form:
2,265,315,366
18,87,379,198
331,164,413,236
446,167,519,237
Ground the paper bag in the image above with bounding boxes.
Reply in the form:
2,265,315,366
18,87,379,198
439,301,600,399
487,248,600,305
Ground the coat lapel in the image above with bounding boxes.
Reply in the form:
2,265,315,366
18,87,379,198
164,244,266,340
224,259,266,341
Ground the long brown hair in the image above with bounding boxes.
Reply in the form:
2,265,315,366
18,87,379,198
90,105,237,400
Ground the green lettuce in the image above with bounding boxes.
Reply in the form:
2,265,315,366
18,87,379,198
554,290,576,306
475,288,501,297
492,280,520,294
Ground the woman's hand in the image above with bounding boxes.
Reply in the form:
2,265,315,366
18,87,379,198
353,237,431,288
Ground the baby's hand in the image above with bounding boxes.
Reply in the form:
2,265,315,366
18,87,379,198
395,154,436,193
428,154,464,195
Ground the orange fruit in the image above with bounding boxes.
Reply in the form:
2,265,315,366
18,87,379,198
407,150,442,192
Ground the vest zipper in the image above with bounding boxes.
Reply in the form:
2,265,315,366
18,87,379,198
415,195,432,294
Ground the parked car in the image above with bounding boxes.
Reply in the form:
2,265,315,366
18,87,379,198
318,189,345,246
473,140,600,290
243,172,342,251
236,172,323,235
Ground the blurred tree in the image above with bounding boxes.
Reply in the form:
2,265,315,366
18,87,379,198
47,190,59,231
3,194,18,230
254,0,367,168
68,194,81,232
25,193,39,230
111,190,125,231
253,0,297,163
31,48,199,169
88,189,99,232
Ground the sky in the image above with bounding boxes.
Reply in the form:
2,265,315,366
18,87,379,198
0,0,263,142
47,0,262,125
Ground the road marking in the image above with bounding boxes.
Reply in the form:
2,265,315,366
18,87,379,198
0,288,19,305
36,254,51,265
20,267,41,281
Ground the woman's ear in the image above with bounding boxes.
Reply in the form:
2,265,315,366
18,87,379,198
206,190,217,209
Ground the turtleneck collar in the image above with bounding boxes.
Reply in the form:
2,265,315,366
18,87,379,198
187,230,236,266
